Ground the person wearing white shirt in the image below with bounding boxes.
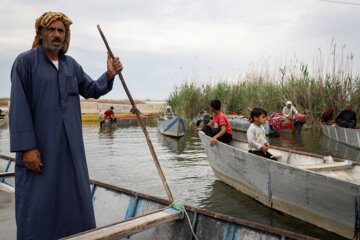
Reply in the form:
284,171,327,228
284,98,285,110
247,108,277,160
282,101,298,122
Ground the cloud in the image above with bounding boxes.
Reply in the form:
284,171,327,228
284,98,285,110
1,0,359,99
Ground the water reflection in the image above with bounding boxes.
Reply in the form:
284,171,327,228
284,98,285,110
98,126,116,139
157,132,186,154
319,134,360,160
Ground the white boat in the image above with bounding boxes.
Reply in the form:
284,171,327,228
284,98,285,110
157,117,186,137
227,115,272,135
227,115,296,135
321,123,360,149
0,155,315,240
198,131,360,239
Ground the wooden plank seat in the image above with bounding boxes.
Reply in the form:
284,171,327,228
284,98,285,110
296,162,353,171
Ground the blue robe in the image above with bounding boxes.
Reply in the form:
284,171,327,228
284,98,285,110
9,45,113,240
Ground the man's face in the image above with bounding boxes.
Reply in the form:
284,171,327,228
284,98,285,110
39,20,66,53
287,104,292,109
346,104,351,111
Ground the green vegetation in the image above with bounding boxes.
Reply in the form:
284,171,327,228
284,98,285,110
168,44,360,128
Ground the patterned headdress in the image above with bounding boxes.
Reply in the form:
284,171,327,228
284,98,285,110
32,11,73,53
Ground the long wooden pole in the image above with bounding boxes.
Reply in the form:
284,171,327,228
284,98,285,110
97,25,174,202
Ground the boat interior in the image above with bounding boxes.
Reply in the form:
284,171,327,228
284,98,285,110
229,138,360,184
0,155,313,240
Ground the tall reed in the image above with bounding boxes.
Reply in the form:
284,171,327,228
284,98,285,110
168,43,360,128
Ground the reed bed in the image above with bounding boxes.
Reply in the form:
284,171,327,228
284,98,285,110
168,43,360,128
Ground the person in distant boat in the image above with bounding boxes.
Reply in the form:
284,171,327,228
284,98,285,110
282,101,298,122
99,109,105,128
9,11,123,240
335,104,357,128
195,110,205,127
104,106,117,127
321,108,334,123
247,108,277,160
164,106,174,119
197,99,232,146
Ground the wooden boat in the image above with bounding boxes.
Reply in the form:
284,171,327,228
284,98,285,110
103,114,153,127
320,123,360,149
0,155,316,240
157,117,186,137
227,114,294,135
198,131,360,239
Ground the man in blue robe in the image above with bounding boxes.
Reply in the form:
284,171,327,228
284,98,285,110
9,12,123,239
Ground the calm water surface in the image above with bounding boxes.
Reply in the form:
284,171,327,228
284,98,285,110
0,122,356,240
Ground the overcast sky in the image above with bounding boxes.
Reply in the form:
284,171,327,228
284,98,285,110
1,0,360,100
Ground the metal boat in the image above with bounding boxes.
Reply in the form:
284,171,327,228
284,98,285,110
198,131,360,239
227,114,294,135
0,155,315,240
321,123,360,149
157,117,186,137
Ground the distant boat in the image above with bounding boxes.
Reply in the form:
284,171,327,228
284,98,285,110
198,131,360,239
227,115,272,135
157,117,186,137
320,123,360,149
0,155,315,240
227,114,294,135
103,114,153,127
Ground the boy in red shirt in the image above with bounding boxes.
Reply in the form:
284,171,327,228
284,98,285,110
196,99,232,146
104,106,117,127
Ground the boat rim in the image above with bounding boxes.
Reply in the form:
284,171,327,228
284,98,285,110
0,155,317,240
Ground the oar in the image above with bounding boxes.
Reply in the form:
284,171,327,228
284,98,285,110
97,25,174,202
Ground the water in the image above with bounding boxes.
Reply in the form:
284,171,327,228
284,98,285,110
0,122,354,239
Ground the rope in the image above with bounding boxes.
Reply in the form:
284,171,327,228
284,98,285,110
170,202,199,240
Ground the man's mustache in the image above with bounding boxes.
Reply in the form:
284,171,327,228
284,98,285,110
51,38,62,43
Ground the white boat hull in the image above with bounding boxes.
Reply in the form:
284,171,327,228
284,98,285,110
228,116,271,135
157,118,185,137
321,123,360,149
198,131,360,239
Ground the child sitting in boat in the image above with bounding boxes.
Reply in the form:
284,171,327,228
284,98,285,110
247,108,277,160
197,99,232,146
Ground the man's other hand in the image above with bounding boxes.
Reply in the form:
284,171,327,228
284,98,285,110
107,52,123,81
23,149,42,174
